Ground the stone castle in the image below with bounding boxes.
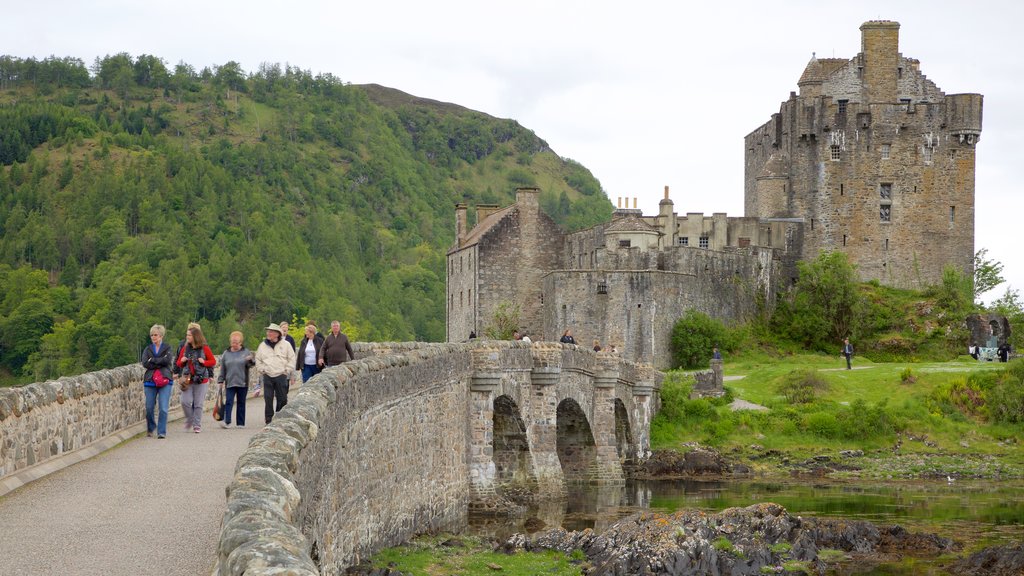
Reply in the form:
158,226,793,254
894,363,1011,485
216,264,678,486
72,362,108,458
447,21,982,368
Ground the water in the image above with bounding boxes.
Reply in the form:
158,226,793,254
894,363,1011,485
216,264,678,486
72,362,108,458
468,478,1024,573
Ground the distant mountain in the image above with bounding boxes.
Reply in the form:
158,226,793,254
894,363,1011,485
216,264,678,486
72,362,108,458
0,54,612,384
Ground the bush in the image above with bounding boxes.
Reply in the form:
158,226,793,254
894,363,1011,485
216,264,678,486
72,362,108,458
775,369,829,404
803,411,841,438
900,367,917,384
670,311,736,369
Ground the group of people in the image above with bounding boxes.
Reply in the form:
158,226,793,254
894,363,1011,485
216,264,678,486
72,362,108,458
140,320,356,438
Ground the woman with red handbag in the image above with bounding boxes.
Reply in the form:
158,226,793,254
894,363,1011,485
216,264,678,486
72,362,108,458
141,325,174,438
176,326,217,433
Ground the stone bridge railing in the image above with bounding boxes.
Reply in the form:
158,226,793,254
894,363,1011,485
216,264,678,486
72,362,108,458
0,364,224,491
216,341,661,575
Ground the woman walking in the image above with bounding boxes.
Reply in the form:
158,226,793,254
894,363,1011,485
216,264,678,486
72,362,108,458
141,324,173,438
296,323,325,383
218,331,254,429
175,325,217,433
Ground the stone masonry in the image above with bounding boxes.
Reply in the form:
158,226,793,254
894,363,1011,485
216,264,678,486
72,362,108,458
745,20,982,288
0,364,220,480
216,340,661,575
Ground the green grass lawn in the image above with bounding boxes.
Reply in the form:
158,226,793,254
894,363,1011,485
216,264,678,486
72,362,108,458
364,535,584,576
654,353,1024,477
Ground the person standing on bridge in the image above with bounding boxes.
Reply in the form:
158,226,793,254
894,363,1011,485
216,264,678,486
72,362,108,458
141,324,174,438
176,326,217,433
560,329,576,345
218,331,254,428
318,320,355,368
255,323,297,425
296,322,325,383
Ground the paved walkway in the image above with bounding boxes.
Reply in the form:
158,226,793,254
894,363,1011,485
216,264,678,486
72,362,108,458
0,397,263,576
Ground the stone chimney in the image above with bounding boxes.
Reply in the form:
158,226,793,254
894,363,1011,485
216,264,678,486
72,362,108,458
455,203,468,244
476,204,500,221
516,187,540,216
659,186,675,248
860,20,900,104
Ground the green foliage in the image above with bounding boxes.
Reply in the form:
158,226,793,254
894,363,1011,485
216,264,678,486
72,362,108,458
771,251,863,351
973,248,1005,302
369,535,583,576
484,301,520,340
775,369,828,404
670,310,736,369
900,367,917,384
0,54,613,384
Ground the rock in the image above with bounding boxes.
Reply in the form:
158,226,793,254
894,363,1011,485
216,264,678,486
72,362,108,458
508,503,957,576
952,543,1024,576
840,450,864,458
639,448,732,477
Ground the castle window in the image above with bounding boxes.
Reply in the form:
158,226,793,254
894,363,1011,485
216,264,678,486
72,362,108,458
885,239,889,250
880,205,892,222
881,144,891,160
618,239,631,248
843,234,847,246
838,99,848,114
880,183,892,200
679,237,689,246
950,205,955,223
699,236,709,249
923,146,933,164
468,288,471,303
898,67,903,79
840,183,844,196
830,145,841,161
901,98,913,113
596,281,608,295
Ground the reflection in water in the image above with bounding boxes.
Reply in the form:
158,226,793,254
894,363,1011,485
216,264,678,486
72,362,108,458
467,478,1024,571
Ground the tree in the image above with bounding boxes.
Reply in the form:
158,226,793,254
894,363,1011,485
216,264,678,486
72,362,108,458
484,301,520,340
772,251,863,351
670,310,733,369
974,248,1005,302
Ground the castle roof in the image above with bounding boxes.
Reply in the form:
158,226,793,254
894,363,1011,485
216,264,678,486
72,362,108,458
798,56,848,85
605,214,659,234
458,204,515,248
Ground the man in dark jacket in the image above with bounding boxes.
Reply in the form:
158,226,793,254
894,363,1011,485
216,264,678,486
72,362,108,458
319,321,356,367
296,323,326,382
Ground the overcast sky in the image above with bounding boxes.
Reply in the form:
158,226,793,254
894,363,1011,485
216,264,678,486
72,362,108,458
9,0,1022,303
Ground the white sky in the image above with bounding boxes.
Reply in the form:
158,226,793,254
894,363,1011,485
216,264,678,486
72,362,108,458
9,0,1022,303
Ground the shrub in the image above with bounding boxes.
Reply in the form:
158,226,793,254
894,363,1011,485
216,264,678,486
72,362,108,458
775,369,829,404
900,367,917,384
670,310,736,369
803,411,841,439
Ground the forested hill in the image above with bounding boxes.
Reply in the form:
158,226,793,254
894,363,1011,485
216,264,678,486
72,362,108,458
0,54,613,385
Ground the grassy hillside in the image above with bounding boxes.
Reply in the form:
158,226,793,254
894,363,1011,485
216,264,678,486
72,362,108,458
0,55,613,384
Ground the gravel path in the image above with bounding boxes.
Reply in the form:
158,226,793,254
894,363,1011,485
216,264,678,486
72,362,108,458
0,398,261,576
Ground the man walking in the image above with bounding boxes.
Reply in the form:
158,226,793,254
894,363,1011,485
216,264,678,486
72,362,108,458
842,338,854,370
255,323,296,424
319,321,356,368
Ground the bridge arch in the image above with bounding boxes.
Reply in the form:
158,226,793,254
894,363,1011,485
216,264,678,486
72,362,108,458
492,394,535,490
555,397,597,483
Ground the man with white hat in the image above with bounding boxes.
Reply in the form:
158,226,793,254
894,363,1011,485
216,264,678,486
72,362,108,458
254,323,297,424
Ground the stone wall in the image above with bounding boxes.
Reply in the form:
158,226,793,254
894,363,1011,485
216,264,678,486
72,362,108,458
0,365,221,480
216,341,661,575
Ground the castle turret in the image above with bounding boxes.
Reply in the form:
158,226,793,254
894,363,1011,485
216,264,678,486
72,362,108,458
860,20,900,104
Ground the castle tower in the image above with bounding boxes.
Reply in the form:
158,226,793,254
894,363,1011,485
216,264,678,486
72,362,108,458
744,20,982,289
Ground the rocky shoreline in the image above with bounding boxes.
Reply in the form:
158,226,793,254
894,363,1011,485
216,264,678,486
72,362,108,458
639,441,1024,481
503,503,958,575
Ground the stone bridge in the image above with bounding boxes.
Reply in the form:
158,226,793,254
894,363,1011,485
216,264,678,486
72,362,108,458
0,340,661,575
